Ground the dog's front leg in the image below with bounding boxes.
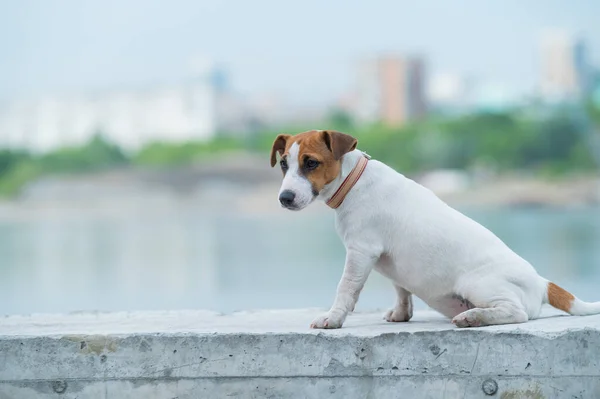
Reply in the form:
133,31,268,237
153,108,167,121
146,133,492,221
310,249,375,329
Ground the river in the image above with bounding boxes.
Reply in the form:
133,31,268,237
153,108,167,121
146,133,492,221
1,201,598,316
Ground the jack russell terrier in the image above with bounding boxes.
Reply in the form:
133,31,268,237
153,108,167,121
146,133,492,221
270,129,600,329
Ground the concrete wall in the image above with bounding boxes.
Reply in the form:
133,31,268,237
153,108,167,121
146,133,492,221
0,309,599,398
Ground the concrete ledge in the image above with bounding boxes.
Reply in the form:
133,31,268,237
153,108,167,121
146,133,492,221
1,309,599,398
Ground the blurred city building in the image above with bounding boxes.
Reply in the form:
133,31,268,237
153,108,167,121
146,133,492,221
0,62,247,152
426,73,472,115
592,69,600,105
353,55,428,126
539,30,594,102
427,74,529,115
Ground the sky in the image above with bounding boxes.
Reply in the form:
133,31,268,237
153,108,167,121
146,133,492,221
1,0,599,105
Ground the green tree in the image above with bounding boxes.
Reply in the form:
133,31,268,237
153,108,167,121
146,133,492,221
0,150,30,177
327,109,354,131
39,133,128,173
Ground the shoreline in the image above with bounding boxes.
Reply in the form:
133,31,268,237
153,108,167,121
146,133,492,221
0,158,598,220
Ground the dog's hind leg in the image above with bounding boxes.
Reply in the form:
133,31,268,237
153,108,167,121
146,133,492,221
452,300,529,328
451,272,541,328
384,285,413,322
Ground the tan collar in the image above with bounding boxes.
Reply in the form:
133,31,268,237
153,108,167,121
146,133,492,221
326,152,370,209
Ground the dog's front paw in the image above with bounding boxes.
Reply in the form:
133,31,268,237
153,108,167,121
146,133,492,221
310,312,345,329
383,307,412,322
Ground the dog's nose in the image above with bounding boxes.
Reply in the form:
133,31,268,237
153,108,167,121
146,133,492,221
279,190,296,207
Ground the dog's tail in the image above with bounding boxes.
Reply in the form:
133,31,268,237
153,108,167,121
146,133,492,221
544,282,600,316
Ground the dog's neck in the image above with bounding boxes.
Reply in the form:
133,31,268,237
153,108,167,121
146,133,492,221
318,149,368,207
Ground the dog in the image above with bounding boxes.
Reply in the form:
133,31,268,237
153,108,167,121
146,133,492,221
270,129,600,329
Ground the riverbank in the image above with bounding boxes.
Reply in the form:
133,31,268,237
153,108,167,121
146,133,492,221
0,154,598,220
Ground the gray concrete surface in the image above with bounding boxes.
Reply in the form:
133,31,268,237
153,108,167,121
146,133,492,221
1,308,599,398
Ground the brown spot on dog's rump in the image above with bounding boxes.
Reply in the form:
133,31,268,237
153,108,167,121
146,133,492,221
547,282,574,312
270,130,358,194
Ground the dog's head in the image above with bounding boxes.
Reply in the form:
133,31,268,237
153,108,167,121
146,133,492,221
270,130,357,210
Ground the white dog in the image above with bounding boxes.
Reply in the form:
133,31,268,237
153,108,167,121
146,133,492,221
270,129,600,329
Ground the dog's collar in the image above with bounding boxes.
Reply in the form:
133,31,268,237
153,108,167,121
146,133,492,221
326,152,370,209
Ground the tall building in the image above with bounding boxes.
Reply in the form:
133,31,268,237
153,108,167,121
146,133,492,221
539,31,592,102
0,64,232,152
354,55,427,126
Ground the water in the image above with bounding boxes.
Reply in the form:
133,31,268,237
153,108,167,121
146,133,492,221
1,203,599,316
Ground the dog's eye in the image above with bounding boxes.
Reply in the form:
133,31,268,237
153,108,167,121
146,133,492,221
280,159,288,171
305,158,319,170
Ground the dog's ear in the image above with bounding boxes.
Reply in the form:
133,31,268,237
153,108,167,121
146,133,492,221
270,134,291,167
322,130,357,160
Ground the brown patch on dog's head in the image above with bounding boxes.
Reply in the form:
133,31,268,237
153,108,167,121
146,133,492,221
270,130,358,195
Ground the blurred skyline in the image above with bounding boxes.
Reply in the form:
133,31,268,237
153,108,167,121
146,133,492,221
1,0,600,106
